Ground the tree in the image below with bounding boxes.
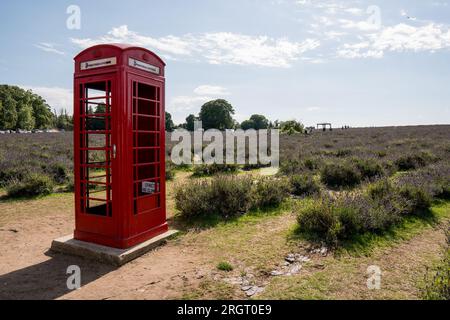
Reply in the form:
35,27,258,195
2,95,18,130
31,95,53,129
0,85,54,130
280,120,304,135
185,114,197,131
249,114,269,130
240,119,255,130
199,99,235,130
240,114,270,130
56,109,73,130
165,112,175,132
17,103,35,130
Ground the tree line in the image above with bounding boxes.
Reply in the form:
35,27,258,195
0,85,73,131
165,99,305,134
1,85,303,134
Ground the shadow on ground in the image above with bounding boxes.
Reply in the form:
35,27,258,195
0,252,115,300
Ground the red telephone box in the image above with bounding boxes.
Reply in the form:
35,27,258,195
73,44,168,249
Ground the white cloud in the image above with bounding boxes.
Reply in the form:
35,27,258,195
193,85,230,96
306,106,321,111
71,25,320,68
339,19,380,31
168,95,210,113
34,43,65,55
19,85,73,113
338,23,450,59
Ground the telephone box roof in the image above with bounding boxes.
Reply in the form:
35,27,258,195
74,43,166,66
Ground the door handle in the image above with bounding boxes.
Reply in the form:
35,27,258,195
112,144,117,159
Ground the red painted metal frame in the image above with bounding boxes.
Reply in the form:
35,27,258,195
73,44,167,249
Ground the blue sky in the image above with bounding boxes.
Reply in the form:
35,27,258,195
0,0,449,127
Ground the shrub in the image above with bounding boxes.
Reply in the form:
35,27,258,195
296,197,342,243
45,162,69,184
175,175,253,218
192,163,239,177
242,162,270,171
395,152,436,171
252,177,291,209
290,174,320,197
335,149,352,157
303,157,322,171
6,173,54,198
165,162,175,181
0,167,28,187
353,158,384,180
320,162,361,188
398,185,432,215
279,158,303,175
217,261,234,272
367,179,394,201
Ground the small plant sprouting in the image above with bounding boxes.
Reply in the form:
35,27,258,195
217,261,233,272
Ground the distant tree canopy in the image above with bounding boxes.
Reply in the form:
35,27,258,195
199,99,235,130
240,114,270,130
185,114,198,131
165,111,175,132
0,85,54,130
280,120,305,135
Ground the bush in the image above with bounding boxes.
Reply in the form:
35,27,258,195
290,174,320,197
6,173,54,198
279,158,303,175
242,162,270,171
297,197,341,243
165,162,175,181
398,185,432,215
44,162,69,184
320,162,361,188
175,175,254,218
252,177,291,209
192,163,239,177
353,158,384,180
395,152,436,171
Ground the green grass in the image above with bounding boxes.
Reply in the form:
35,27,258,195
217,261,234,272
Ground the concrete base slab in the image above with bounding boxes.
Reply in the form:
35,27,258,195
50,230,179,266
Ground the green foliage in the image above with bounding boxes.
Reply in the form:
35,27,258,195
165,111,175,132
320,162,361,188
290,174,321,197
217,261,234,272
175,175,254,218
395,152,436,171
192,163,239,177
240,114,269,130
175,175,289,219
280,120,304,135
199,99,235,130
252,177,291,209
0,85,54,130
185,114,197,131
6,173,54,198
352,158,384,179
165,162,175,181
296,178,436,245
398,185,433,215
17,103,35,130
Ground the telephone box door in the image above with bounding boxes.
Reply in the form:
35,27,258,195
128,74,166,236
74,75,117,238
